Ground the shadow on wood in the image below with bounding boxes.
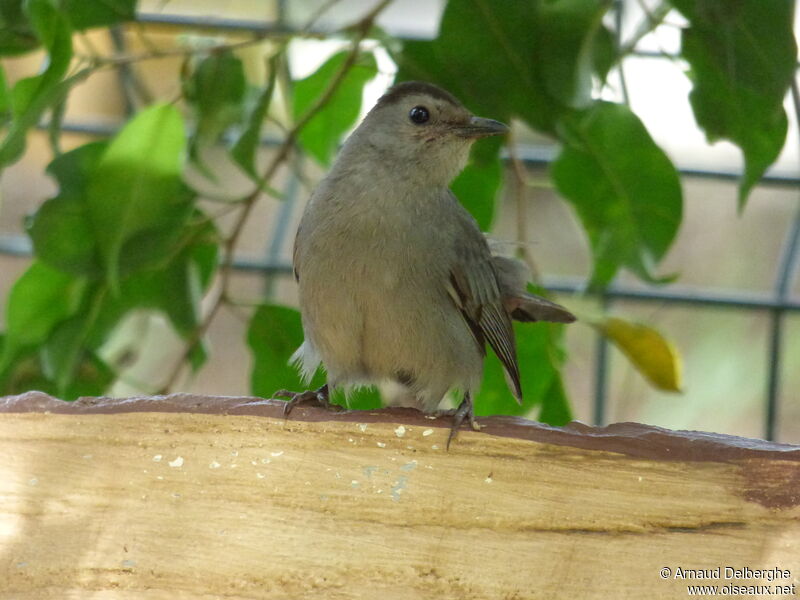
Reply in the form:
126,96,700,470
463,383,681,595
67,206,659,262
1,391,798,599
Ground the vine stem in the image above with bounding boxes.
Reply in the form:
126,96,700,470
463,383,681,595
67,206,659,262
506,130,542,284
157,0,393,393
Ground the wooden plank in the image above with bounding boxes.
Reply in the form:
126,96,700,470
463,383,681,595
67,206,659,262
1,392,799,599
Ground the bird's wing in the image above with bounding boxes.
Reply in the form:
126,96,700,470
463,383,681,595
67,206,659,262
491,255,575,324
447,206,522,403
505,292,576,323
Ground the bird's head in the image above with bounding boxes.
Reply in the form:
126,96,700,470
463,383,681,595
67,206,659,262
349,81,509,187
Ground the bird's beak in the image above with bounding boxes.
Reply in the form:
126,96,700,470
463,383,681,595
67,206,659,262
456,116,509,138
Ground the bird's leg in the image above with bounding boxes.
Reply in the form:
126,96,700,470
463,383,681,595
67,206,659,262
447,392,482,449
272,384,340,416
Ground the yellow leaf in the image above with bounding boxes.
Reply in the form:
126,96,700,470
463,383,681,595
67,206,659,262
592,317,683,392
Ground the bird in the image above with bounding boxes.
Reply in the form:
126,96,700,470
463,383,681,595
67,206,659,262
275,81,575,446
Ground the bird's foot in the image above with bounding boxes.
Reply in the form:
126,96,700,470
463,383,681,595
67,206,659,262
272,384,339,416
446,393,482,449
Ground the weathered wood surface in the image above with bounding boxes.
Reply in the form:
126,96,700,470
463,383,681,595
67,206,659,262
1,392,799,599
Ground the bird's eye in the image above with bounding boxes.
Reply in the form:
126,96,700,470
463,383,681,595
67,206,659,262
409,106,430,124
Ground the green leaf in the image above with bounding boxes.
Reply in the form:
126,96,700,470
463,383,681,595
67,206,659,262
30,140,196,280
451,137,503,230
87,217,218,370
47,139,108,190
185,50,247,153
247,304,324,398
62,354,114,400
38,312,115,398
159,229,218,337
0,0,73,167
552,102,682,289
0,336,113,400
293,50,377,165
86,103,189,289
231,56,278,180
0,346,54,397
0,65,10,125
189,220,220,289
169,231,219,372
1,68,90,170
28,193,103,276
591,316,683,392
537,371,572,426
0,1,39,55
475,323,567,417
670,0,796,208
398,0,613,133
37,282,118,397
0,261,86,370
591,24,615,86
62,0,137,30
41,313,93,394
115,192,195,276
27,142,108,276
536,0,614,108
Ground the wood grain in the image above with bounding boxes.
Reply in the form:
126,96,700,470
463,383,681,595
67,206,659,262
1,392,798,599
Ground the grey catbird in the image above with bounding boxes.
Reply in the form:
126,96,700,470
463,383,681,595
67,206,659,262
276,81,575,444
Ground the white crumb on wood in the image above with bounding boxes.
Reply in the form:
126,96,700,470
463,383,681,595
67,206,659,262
209,461,221,469
152,455,162,462
422,429,434,437
394,426,406,438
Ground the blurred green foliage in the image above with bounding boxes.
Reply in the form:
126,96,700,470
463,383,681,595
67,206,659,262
0,0,796,425
292,50,378,165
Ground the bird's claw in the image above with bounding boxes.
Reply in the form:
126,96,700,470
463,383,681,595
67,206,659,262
273,384,339,416
446,393,481,449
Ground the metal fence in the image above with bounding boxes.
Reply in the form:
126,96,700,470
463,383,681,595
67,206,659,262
1,4,798,441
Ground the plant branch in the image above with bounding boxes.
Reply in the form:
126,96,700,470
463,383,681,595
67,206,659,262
507,131,541,284
619,1,672,58
77,34,271,67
